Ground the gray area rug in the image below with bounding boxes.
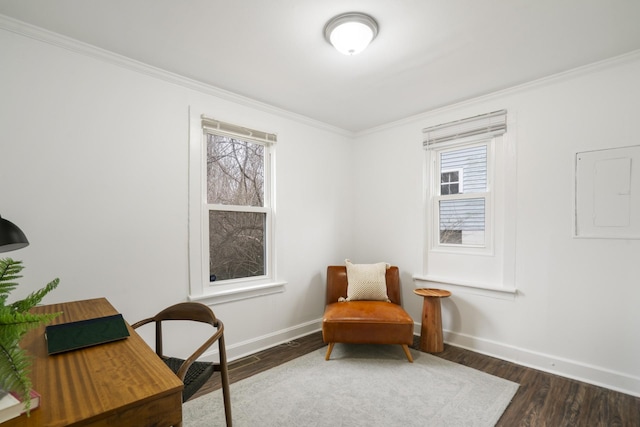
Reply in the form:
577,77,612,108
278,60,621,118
183,344,518,426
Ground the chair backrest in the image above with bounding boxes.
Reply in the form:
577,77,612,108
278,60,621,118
153,302,219,326
326,265,402,305
132,302,222,362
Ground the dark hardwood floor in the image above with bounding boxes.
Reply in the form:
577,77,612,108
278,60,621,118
190,332,640,426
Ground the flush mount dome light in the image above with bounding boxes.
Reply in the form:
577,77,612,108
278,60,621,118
324,12,378,55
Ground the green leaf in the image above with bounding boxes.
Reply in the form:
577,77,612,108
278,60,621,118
10,278,60,312
0,258,24,300
0,341,32,411
0,258,60,414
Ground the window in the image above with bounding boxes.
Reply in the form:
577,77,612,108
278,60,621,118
189,113,283,303
440,168,462,195
427,119,497,254
436,144,488,247
418,110,517,295
206,133,267,281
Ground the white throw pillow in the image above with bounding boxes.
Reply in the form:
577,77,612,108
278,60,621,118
343,259,390,302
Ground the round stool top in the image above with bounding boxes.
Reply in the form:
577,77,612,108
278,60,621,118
413,288,451,298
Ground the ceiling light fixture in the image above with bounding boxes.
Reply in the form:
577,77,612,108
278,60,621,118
324,12,378,56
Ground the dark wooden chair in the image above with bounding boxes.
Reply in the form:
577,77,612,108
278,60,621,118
132,302,232,426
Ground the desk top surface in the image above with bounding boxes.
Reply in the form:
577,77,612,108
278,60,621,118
4,298,183,427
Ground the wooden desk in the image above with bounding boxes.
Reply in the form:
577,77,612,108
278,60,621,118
4,298,183,427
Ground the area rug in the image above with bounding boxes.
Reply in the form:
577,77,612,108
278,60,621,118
183,344,518,426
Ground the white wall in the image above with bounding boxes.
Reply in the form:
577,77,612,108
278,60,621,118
0,27,353,360
351,53,640,396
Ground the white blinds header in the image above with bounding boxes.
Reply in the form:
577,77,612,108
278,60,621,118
201,116,277,145
423,110,507,148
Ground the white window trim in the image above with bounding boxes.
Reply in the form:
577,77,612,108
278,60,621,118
419,110,517,295
413,274,517,300
188,108,285,305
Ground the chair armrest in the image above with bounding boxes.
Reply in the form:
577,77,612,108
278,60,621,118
130,317,154,329
176,320,225,381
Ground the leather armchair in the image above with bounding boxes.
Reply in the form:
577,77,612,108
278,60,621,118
322,265,414,362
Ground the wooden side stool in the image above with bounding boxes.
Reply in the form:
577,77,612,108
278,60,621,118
413,288,451,353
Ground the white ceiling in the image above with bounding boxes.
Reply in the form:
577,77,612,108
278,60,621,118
1,0,639,132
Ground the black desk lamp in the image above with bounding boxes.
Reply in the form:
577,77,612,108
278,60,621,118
0,215,29,253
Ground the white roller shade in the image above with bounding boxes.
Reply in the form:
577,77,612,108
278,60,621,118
201,116,277,145
423,110,507,148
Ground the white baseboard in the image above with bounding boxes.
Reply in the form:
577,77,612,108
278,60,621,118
442,329,640,398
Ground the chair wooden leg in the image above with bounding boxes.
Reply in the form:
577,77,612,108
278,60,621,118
325,343,335,360
218,336,233,427
401,344,414,363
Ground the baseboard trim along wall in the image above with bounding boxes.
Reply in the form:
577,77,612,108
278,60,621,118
442,329,640,398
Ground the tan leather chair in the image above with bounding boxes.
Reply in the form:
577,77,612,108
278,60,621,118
322,265,414,362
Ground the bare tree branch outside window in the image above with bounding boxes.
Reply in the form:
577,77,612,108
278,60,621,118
207,135,266,281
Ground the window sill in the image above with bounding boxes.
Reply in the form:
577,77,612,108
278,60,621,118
412,274,516,300
189,281,286,305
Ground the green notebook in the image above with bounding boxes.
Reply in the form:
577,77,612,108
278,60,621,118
45,314,130,355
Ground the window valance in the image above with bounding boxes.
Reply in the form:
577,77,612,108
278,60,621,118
201,116,277,145
423,110,507,148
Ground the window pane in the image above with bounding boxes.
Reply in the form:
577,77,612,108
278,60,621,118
207,134,264,206
439,198,485,245
209,211,265,281
442,171,458,183
441,183,459,195
440,145,487,194
441,171,460,195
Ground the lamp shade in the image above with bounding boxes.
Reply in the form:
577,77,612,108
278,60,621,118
324,12,378,55
0,216,29,253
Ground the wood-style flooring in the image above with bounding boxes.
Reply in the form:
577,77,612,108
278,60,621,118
190,332,640,426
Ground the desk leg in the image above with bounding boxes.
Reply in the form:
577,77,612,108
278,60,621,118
419,297,444,353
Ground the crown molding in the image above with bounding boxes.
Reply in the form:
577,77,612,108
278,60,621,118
0,13,353,138
357,49,640,138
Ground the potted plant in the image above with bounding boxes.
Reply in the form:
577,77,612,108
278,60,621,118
0,258,60,413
